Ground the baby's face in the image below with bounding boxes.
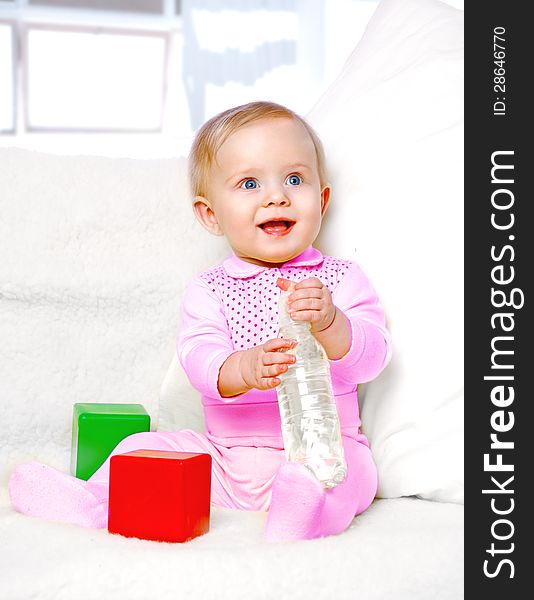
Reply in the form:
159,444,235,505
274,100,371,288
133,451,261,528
194,117,330,267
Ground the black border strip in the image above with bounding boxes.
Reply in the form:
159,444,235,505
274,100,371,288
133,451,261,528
465,2,531,596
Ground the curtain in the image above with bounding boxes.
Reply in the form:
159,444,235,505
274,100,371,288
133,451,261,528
181,0,325,129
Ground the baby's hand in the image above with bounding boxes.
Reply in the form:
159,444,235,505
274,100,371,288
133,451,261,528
239,338,296,390
277,277,336,333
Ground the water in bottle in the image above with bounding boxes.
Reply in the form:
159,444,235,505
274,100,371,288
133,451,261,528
276,286,347,488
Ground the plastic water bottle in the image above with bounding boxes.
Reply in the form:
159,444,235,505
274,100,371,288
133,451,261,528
276,286,347,488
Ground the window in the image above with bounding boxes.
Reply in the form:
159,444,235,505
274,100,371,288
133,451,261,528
26,26,168,131
0,0,181,142
0,22,15,133
0,1,395,158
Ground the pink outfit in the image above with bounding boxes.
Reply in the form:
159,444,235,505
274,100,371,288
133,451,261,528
178,245,390,446
9,246,391,542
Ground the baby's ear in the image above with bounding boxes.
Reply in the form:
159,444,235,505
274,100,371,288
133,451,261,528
320,185,331,217
193,196,223,236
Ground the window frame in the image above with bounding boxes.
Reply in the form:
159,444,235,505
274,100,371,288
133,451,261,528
0,18,17,134
22,22,172,134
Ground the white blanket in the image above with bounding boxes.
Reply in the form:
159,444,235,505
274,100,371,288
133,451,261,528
0,493,463,600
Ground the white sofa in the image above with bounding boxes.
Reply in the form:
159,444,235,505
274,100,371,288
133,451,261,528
0,1,463,598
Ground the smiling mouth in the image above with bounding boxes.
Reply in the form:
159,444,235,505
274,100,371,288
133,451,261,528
258,219,296,236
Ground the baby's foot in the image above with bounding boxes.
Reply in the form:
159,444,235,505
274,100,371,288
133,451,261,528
9,462,107,529
264,461,326,542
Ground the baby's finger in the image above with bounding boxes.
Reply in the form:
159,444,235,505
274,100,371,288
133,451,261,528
276,277,296,292
262,363,289,378
288,310,321,323
263,337,294,353
288,297,322,313
294,277,324,290
258,377,281,389
288,287,323,303
263,352,296,366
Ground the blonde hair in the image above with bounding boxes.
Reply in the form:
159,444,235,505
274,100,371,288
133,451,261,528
188,101,328,198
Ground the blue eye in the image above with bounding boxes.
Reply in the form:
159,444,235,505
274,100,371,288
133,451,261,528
286,174,302,186
240,179,257,189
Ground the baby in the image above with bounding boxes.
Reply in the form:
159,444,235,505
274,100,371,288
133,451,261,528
9,101,391,542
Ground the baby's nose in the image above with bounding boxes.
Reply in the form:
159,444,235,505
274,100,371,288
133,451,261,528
264,188,290,207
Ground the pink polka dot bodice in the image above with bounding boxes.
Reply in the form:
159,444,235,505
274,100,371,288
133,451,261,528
199,256,351,351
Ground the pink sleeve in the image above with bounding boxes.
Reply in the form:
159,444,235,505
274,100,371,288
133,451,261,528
176,275,235,402
330,262,392,385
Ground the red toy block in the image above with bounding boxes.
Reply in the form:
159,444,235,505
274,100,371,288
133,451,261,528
108,450,212,543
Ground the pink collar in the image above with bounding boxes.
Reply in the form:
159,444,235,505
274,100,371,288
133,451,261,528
222,246,324,279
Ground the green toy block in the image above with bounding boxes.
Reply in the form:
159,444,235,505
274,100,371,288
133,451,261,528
71,403,151,480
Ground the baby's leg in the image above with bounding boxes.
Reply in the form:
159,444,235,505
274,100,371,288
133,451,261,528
8,431,178,528
264,436,377,542
313,436,378,537
88,430,250,511
8,429,231,528
9,462,108,528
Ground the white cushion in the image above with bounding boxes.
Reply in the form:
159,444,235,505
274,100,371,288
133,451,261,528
0,148,222,464
307,0,463,502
